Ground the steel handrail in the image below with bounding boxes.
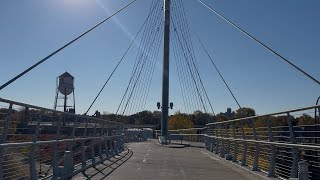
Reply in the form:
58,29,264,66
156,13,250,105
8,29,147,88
207,104,320,125
0,97,121,125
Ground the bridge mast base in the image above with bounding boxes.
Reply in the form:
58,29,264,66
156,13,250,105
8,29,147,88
159,136,169,145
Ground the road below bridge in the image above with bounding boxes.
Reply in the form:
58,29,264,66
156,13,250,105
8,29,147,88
74,140,257,180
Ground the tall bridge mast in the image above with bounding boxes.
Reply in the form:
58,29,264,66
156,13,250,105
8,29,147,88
160,0,171,144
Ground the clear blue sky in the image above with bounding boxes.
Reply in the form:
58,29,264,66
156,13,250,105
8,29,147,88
0,0,319,116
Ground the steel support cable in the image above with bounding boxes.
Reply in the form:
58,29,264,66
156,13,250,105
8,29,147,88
176,33,207,114
116,1,160,115
127,5,162,113
141,26,164,111
128,32,157,114
172,2,202,113
172,20,207,113
84,0,158,115
116,41,145,116
0,0,138,91
172,32,192,113
121,54,149,115
176,0,207,106
172,12,208,113
197,0,320,87
179,0,198,68
126,8,163,115
172,4,207,113
174,0,206,106
173,29,200,112
174,0,202,91
127,26,162,115
171,10,202,112
182,0,243,112
172,32,191,113
121,1,161,115
170,24,189,113
121,0,159,109
130,12,163,114
121,22,162,115
175,0,215,115
118,12,158,115
194,32,242,110
141,40,162,111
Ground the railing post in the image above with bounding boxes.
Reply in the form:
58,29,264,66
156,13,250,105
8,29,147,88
298,160,308,180
251,119,260,171
241,121,247,166
224,124,230,155
91,121,97,165
62,151,74,180
29,112,42,179
99,122,105,160
109,128,114,156
288,113,299,178
214,125,219,154
266,118,276,177
52,114,63,179
118,126,122,150
0,103,13,180
104,135,109,158
205,128,209,150
81,118,88,169
232,122,238,162
68,116,77,151
209,126,214,152
220,124,225,158
120,127,125,150
114,126,119,154
103,124,109,158
118,127,122,150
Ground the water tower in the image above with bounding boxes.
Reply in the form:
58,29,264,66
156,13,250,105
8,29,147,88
53,72,76,113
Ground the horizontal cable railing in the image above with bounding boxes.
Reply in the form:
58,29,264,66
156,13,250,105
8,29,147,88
0,97,148,180
168,104,320,180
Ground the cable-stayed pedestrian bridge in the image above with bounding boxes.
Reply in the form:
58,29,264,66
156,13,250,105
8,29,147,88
0,0,319,179
1,98,320,179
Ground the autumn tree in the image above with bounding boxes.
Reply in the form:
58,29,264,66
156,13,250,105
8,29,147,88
234,107,256,118
191,110,214,126
215,113,228,122
169,112,194,130
297,114,314,125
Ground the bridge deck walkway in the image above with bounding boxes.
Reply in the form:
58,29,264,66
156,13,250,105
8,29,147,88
74,140,257,180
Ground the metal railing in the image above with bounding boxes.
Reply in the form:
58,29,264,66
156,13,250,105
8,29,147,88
154,128,206,147
164,104,320,180
0,97,147,180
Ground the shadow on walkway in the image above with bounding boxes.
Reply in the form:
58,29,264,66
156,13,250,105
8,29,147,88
74,148,133,179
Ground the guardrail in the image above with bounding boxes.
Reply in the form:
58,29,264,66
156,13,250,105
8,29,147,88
165,105,320,180
0,98,147,180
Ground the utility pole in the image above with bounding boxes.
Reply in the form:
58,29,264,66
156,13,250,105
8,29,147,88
160,0,171,144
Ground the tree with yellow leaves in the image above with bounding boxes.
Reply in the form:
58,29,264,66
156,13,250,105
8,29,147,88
169,111,194,130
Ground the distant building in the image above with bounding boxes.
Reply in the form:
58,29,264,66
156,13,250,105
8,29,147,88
226,108,232,119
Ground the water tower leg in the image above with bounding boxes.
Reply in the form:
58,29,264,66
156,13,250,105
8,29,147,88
64,89,67,112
